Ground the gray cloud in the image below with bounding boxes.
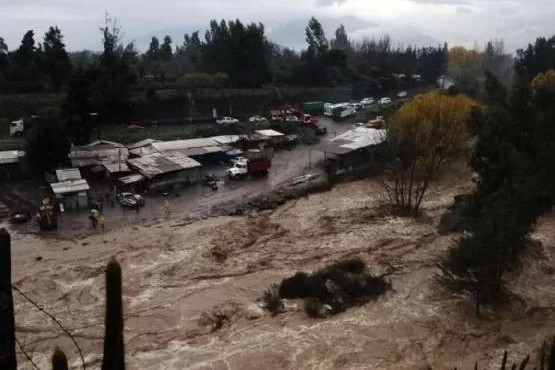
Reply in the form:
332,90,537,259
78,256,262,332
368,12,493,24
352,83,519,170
316,0,350,5
456,6,473,13
407,0,469,4
0,0,553,53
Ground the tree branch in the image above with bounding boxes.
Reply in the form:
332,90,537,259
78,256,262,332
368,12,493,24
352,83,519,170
12,285,87,370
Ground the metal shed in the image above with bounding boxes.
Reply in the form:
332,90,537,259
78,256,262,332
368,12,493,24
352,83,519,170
128,152,201,191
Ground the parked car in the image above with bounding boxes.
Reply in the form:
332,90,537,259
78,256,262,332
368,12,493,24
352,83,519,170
216,116,239,125
378,97,392,105
397,91,408,98
248,115,268,124
118,192,145,208
360,97,374,106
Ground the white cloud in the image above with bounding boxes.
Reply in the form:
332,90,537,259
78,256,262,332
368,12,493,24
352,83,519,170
0,0,552,53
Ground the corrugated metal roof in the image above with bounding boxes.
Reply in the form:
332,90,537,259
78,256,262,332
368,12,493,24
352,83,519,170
0,150,24,165
129,145,158,157
210,135,243,145
164,146,223,157
152,138,219,151
55,168,82,181
51,179,90,194
127,138,160,149
69,142,129,168
128,152,201,178
255,129,285,137
103,162,130,173
118,173,145,184
83,140,126,149
321,128,386,155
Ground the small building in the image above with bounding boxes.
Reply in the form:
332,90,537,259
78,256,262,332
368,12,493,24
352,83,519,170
50,168,90,211
69,140,130,178
127,138,161,158
319,127,387,177
210,135,243,146
0,150,25,179
128,152,201,192
255,129,286,145
151,138,225,164
117,173,146,193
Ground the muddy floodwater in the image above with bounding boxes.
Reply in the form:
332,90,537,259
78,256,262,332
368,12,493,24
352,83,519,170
8,170,555,369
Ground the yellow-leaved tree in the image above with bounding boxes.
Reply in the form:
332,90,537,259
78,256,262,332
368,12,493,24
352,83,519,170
383,90,474,216
531,69,555,92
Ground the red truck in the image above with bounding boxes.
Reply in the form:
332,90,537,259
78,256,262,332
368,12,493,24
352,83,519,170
226,149,272,180
270,107,327,135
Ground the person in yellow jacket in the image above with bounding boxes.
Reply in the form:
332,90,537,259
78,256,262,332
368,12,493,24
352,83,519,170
162,200,172,217
98,214,105,230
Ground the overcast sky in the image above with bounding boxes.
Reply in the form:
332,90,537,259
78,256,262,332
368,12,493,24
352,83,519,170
0,0,553,54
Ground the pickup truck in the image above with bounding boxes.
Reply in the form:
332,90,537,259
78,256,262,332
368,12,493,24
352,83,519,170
226,157,271,180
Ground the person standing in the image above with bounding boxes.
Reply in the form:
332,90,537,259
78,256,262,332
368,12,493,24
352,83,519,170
98,214,105,230
162,200,172,217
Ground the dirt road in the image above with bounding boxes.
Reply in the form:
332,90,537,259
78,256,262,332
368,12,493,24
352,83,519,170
9,173,555,370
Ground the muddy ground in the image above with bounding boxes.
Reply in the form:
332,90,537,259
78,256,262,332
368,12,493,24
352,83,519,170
8,169,555,370
1,115,354,241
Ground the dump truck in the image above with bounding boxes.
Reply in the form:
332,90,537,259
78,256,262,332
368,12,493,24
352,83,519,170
226,149,272,180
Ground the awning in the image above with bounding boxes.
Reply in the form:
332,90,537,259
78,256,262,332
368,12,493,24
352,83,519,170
118,173,145,184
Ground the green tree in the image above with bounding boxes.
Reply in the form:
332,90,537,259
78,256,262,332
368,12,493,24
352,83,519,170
0,37,8,78
40,26,71,91
63,66,100,144
24,112,70,175
440,51,555,315
12,30,38,80
305,17,328,59
146,36,160,61
180,31,202,70
97,14,137,116
201,19,270,87
160,35,173,62
331,24,350,52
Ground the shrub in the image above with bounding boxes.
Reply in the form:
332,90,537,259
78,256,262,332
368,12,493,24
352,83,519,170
198,310,230,331
279,272,310,299
276,258,391,317
262,284,283,316
198,301,243,331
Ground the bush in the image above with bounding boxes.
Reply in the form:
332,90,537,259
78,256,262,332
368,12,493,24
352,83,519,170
279,272,310,298
276,258,391,317
262,284,283,316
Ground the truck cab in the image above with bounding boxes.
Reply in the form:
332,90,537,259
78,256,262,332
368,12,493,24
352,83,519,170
226,160,249,179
